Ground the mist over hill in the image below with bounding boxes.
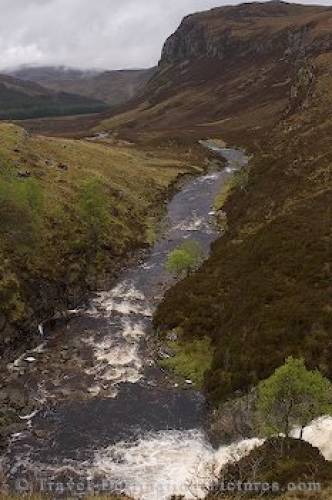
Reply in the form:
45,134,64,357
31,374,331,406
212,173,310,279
8,66,156,107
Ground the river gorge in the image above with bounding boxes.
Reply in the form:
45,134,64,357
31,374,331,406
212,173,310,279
2,146,331,499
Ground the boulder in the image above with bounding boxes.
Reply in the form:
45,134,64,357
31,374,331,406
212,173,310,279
58,163,69,171
17,170,31,178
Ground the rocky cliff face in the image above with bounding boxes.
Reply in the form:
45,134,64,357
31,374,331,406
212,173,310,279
160,2,332,66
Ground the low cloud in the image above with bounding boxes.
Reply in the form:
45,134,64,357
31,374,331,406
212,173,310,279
0,0,330,71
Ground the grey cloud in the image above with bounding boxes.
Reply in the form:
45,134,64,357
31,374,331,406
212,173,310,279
0,0,331,71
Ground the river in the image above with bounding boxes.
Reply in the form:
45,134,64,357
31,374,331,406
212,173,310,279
2,145,331,499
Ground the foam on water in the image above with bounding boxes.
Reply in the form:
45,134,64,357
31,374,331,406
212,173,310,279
92,430,263,500
90,284,152,317
89,416,332,500
301,416,332,460
198,173,220,182
9,342,46,371
82,281,150,391
84,331,143,386
173,215,212,232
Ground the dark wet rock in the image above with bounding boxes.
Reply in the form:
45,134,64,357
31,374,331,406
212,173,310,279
32,429,49,439
216,209,227,220
0,314,7,333
0,389,9,403
166,329,179,342
58,162,69,171
158,346,176,359
17,170,31,178
206,392,256,447
7,388,28,410
2,421,26,437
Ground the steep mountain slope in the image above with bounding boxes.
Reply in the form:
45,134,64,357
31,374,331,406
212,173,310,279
98,1,332,143
120,1,332,404
0,74,107,120
9,66,155,107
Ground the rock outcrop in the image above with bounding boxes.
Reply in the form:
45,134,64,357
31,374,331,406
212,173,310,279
100,1,332,143
160,2,332,65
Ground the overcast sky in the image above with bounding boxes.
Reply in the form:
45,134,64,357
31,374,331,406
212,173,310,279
0,0,330,71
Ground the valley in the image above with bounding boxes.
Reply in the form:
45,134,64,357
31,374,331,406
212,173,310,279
1,145,241,500
0,0,332,498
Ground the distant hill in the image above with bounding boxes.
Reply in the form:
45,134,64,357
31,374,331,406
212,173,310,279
9,66,156,107
0,73,107,120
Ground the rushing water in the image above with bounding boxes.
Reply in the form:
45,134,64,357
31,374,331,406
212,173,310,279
2,146,332,499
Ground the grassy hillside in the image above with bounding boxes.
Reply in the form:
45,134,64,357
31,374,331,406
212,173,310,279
0,123,201,353
0,74,107,120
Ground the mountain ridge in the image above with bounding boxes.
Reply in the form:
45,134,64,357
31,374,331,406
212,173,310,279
95,0,332,145
0,72,107,120
8,66,156,107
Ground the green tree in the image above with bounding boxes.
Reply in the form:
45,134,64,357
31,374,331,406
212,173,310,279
256,357,332,439
166,240,203,278
78,177,111,250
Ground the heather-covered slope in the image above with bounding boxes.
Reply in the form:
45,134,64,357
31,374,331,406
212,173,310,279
0,74,107,119
97,1,332,143
154,95,331,402
207,438,332,499
134,1,332,404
